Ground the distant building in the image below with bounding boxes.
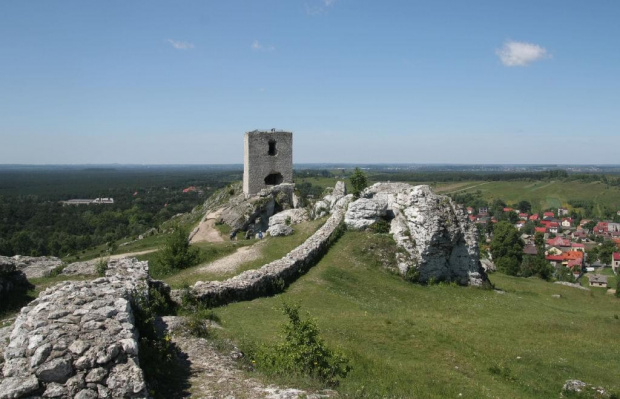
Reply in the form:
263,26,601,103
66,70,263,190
558,208,569,216
613,253,620,274
588,274,608,288
62,198,114,206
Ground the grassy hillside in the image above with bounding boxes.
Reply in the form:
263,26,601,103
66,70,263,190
432,180,620,215
213,231,620,398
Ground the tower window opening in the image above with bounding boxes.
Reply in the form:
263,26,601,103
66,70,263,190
268,140,277,156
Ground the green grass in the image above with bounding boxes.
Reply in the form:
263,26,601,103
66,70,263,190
159,218,327,288
429,180,620,215
211,231,620,399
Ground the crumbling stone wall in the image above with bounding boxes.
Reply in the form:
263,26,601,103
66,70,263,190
243,130,293,196
0,258,151,399
182,208,345,307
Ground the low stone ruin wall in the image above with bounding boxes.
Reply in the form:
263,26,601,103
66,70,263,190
183,209,346,307
0,258,151,399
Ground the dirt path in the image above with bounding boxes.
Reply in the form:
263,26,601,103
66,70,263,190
192,242,265,276
90,249,158,264
190,209,225,244
158,316,333,398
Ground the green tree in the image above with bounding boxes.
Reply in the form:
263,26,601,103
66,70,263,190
156,226,200,273
517,200,532,213
349,167,368,198
490,221,524,276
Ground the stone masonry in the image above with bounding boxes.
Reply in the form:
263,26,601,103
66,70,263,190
243,130,293,196
0,258,151,399
179,207,347,307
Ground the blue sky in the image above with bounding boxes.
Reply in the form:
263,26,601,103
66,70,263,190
1,0,619,164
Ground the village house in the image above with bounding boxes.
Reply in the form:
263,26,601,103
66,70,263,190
543,211,555,219
558,208,569,216
529,214,539,221
561,218,573,228
613,253,620,274
571,243,585,252
519,212,529,220
589,274,608,288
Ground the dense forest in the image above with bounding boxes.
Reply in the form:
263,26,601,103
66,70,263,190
0,167,241,257
2,166,620,258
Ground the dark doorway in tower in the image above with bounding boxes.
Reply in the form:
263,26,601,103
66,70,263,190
264,173,283,186
268,140,277,156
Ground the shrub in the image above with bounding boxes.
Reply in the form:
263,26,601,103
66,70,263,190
130,287,181,398
96,258,109,276
349,167,368,198
250,303,351,386
369,219,391,234
156,227,200,273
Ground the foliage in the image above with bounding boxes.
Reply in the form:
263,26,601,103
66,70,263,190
130,287,185,398
490,222,524,276
96,258,109,276
155,227,200,274
369,219,391,234
250,303,351,386
0,167,240,258
349,168,368,198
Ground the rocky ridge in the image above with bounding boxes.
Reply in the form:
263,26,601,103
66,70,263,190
0,258,152,399
345,182,488,286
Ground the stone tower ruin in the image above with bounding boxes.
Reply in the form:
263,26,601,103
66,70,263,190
243,130,293,196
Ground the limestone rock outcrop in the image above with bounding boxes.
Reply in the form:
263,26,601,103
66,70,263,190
0,258,153,398
267,209,309,237
346,182,488,286
312,181,353,219
196,182,297,237
0,256,63,279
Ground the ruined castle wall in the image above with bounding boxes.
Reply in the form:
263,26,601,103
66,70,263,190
243,131,293,196
187,208,345,307
0,259,151,399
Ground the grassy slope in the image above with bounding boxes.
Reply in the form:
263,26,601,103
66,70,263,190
158,218,326,288
214,231,620,399
431,180,620,215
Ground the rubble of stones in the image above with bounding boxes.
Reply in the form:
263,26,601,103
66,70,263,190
0,257,32,304
0,258,151,399
343,182,488,286
562,379,612,398
178,207,347,307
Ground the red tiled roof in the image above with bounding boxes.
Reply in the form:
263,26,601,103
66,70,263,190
504,207,514,212
519,213,528,218
614,253,620,261
546,255,564,261
547,237,570,247
529,214,539,220
571,243,585,248
567,259,582,268
544,212,555,217
535,227,547,233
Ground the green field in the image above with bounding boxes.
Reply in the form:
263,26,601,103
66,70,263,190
431,180,620,215
212,231,620,399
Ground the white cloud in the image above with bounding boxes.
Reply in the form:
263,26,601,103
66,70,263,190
251,40,275,52
496,40,550,67
166,39,194,50
305,0,336,15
